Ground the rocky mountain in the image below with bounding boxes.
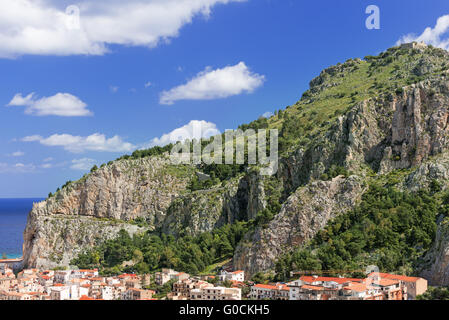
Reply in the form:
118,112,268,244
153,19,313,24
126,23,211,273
21,42,449,286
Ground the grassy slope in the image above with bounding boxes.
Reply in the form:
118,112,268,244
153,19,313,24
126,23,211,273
256,44,449,154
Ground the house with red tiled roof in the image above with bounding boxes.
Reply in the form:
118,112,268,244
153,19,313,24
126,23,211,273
298,275,364,286
250,283,290,300
368,272,427,300
79,295,103,301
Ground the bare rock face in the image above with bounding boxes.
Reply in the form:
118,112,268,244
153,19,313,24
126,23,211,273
234,78,449,278
378,81,449,173
420,218,449,286
161,171,266,237
233,175,365,277
20,66,449,281
403,152,449,192
22,215,144,269
22,155,268,269
22,156,194,269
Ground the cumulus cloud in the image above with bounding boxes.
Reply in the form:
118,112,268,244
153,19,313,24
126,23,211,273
70,158,96,171
261,111,273,118
9,151,25,157
159,62,265,105
22,133,135,153
147,120,220,147
0,162,36,173
397,15,449,50
0,0,244,58
7,92,92,117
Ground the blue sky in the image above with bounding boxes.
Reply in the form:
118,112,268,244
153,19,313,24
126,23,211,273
1,0,449,198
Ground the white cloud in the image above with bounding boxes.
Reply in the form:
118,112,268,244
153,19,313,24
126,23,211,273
9,151,25,157
160,62,265,105
41,163,53,169
0,0,244,58
43,157,54,162
21,135,43,142
261,111,273,118
22,133,135,153
110,86,119,93
144,82,152,88
7,92,92,117
70,158,96,171
0,162,36,173
148,120,220,147
397,15,449,50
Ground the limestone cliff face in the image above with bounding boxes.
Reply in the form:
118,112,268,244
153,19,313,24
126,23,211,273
420,217,449,286
378,80,449,173
21,49,449,282
161,171,266,237
279,77,449,196
22,156,267,269
22,215,144,269
22,156,195,269
233,175,365,277
234,78,449,277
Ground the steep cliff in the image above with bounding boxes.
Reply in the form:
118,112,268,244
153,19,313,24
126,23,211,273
233,175,366,276
234,78,449,278
21,43,449,284
420,217,449,286
23,156,195,268
22,155,267,269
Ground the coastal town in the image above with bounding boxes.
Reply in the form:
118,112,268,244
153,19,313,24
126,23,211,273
0,258,428,300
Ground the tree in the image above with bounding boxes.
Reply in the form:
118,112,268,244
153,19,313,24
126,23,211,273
251,272,267,284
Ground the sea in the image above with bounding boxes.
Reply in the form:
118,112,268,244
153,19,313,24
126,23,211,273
0,198,44,259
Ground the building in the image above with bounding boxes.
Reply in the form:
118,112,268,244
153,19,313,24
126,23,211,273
250,283,291,300
154,269,189,285
54,270,71,284
218,270,245,282
171,279,211,299
0,258,23,272
287,274,410,301
50,285,71,300
400,41,427,50
155,268,177,285
368,273,427,300
122,288,155,300
72,269,99,279
190,286,241,300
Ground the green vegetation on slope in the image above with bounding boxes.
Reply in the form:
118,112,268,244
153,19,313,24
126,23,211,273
417,286,449,300
52,44,449,196
67,44,449,280
71,221,250,276
274,181,442,281
241,45,449,155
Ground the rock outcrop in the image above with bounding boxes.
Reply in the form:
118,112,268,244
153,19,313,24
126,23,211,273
233,175,365,277
22,156,268,269
21,45,449,283
22,156,194,269
421,217,449,286
161,170,266,236
235,78,449,277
